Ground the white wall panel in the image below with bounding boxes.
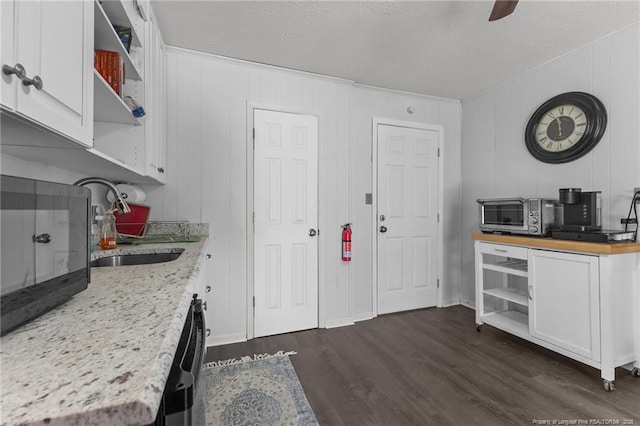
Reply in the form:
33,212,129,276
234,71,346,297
145,49,355,340
147,49,461,341
460,23,640,307
350,85,462,315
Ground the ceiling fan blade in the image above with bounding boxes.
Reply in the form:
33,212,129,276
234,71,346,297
489,0,519,21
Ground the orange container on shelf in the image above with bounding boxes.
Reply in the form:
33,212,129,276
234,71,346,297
112,202,151,238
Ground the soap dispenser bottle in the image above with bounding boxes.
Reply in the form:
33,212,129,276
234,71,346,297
100,209,117,250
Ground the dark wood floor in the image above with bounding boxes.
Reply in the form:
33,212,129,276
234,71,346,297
205,305,640,425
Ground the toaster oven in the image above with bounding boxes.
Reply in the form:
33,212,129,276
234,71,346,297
477,197,560,236
1,175,91,335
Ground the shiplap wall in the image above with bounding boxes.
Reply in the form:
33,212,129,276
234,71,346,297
350,85,462,320
143,48,462,344
460,23,640,306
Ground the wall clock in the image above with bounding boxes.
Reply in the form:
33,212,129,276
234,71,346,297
524,92,607,164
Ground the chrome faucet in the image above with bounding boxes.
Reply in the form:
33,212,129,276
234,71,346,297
74,177,132,214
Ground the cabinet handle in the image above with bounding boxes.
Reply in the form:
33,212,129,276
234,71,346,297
2,63,26,79
205,285,211,293
494,249,508,253
528,285,533,300
206,328,211,337
205,253,212,259
22,74,43,90
157,167,165,173
203,301,207,311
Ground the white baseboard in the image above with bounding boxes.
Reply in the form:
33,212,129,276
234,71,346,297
460,301,476,310
351,312,375,322
442,300,461,307
324,317,355,329
207,332,247,347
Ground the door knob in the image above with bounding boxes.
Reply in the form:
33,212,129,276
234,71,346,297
2,63,26,79
309,229,317,237
379,214,386,222
32,233,52,244
379,226,387,233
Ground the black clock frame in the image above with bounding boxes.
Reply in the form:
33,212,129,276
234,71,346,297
524,92,607,164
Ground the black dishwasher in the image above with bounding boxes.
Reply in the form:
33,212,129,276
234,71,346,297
151,294,206,426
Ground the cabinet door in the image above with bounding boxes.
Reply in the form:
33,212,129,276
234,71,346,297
14,0,93,146
528,249,600,361
1,0,16,110
144,12,166,182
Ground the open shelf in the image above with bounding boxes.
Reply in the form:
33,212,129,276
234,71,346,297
481,310,529,338
482,259,528,277
94,0,143,81
99,0,143,48
483,287,528,306
94,70,142,125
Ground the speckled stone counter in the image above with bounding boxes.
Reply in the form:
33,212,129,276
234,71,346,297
0,238,208,425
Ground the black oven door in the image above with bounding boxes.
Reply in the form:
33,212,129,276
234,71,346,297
151,295,206,426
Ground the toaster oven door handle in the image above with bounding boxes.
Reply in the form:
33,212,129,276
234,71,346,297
476,197,526,205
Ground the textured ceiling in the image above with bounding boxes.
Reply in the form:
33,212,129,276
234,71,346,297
151,1,640,100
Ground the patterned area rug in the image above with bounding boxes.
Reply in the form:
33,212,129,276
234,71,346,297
201,351,318,426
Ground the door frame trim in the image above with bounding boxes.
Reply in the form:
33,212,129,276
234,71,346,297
246,103,321,340
371,117,445,317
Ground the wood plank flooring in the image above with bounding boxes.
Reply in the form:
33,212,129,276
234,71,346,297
205,305,640,425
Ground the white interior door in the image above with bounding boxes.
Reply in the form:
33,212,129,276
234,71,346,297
253,109,319,338
377,124,439,315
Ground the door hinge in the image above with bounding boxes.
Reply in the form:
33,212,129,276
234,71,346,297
253,296,255,308
437,279,440,289
437,148,440,157
437,213,440,223
252,212,255,223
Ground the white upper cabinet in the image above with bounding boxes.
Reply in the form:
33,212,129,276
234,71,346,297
1,0,94,147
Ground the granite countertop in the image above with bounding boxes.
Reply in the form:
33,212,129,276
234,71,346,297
0,239,207,425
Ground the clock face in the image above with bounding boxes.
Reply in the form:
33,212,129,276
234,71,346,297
534,104,588,152
524,92,607,164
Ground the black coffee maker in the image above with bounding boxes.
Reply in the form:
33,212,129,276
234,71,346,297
558,188,601,231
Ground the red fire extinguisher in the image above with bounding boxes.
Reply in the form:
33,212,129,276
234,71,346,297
341,223,352,262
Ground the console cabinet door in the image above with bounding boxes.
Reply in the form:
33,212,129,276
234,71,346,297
528,249,600,361
12,0,93,146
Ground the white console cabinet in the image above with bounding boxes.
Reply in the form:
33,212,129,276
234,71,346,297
474,233,640,391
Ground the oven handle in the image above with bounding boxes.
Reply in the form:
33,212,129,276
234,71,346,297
163,295,206,417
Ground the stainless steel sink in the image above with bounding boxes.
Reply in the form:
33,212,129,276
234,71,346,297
90,249,185,267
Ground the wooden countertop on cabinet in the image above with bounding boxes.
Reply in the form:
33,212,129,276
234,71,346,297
472,232,640,255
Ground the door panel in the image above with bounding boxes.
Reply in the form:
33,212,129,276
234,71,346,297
377,124,439,314
254,109,318,337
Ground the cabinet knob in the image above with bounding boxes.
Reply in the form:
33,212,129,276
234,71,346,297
205,253,212,259
157,167,165,173
205,285,211,293
2,63,26,79
22,75,43,90
206,328,211,337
